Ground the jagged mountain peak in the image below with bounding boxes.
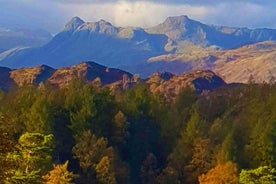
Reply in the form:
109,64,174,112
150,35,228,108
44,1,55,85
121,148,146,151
164,15,191,24
77,19,119,35
64,16,85,31
146,15,204,41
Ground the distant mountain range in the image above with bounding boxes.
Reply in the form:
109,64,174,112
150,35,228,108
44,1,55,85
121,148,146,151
0,15,276,83
0,27,52,54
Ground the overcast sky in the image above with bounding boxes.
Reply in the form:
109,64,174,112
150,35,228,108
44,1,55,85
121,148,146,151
0,0,276,33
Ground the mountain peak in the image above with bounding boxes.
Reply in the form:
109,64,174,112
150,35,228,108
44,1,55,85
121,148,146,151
64,16,85,31
162,15,192,27
79,19,119,35
165,15,190,23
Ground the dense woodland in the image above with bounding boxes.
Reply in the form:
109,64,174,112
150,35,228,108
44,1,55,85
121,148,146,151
1,79,276,183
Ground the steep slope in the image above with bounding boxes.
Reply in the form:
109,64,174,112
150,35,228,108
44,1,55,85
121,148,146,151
214,41,276,83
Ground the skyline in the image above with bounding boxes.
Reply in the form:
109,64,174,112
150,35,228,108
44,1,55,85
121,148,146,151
0,0,276,33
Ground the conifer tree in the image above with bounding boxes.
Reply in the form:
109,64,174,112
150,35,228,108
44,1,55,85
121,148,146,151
95,156,117,184
43,161,74,184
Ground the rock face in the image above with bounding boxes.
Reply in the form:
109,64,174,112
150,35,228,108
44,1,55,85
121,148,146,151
146,70,226,99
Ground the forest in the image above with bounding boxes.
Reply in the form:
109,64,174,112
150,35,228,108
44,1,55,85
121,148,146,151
1,79,276,184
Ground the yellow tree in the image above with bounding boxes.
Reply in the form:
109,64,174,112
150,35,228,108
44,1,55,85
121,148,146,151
198,161,238,184
43,161,74,184
95,156,117,184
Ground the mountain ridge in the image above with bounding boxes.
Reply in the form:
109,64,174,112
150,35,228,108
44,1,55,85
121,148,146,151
1,15,276,81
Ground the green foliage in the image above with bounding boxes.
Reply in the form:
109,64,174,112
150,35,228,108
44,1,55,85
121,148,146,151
2,78,276,183
72,130,108,172
5,132,54,183
239,166,276,184
25,93,54,134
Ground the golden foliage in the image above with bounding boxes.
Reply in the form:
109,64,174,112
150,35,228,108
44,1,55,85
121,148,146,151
43,161,74,184
198,161,238,184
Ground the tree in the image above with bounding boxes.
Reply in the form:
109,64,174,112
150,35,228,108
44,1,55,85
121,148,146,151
244,120,275,168
140,153,158,184
5,132,54,183
239,166,276,184
43,161,75,184
157,166,180,184
72,130,108,173
216,132,237,164
111,111,128,144
95,156,117,184
25,94,53,134
185,138,214,183
198,161,238,184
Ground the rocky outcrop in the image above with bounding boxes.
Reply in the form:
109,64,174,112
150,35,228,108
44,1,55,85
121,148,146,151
146,70,226,99
48,61,133,88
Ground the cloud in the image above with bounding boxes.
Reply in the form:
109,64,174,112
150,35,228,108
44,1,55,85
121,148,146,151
0,0,275,34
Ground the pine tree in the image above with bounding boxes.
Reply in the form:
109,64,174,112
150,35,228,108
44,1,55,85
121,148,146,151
43,161,74,184
5,132,54,183
95,156,117,184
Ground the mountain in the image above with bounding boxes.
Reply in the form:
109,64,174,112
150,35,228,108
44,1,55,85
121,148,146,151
146,15,276,50
1,15,276,81
146,41,276,83
0,61,133,90
146,70,225,99
0,17,167,70
48,61,133,88
214,41,276,83
0,27,52,53
0,61,226,98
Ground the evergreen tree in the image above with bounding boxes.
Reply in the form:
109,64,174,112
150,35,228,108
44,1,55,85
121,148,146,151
95,156,117,184
5,132,54,183
43,161,75,184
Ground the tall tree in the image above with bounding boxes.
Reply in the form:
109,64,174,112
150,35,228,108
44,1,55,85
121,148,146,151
5,132,54,183
95,156,117,184
43,160,75,184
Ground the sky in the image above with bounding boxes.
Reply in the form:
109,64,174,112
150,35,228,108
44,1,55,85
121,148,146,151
0,0,276,33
